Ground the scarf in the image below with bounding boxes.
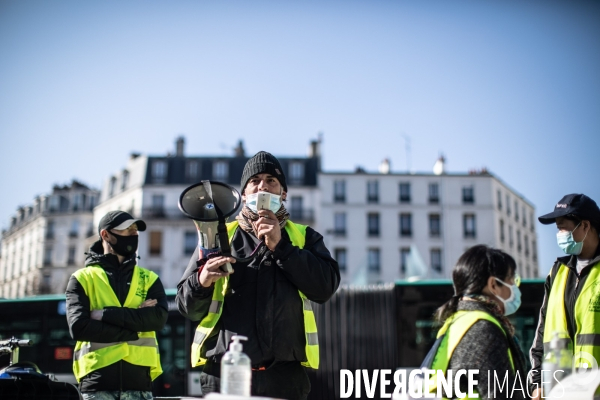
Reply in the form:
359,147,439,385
463,294,516,337
235,204,290,237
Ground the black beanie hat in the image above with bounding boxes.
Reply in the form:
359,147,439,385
240,151,287,193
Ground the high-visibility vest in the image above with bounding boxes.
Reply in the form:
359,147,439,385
428,310,515,400
72,265,162,382
190,220,320,369
544,262,600,366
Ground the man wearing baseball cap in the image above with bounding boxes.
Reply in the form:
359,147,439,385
177,151,340,400
65,211,168,399
529,194,600,399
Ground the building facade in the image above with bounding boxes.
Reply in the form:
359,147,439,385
0,181,99,298
93,137,321,289
0,140,539,297
316,160,538,284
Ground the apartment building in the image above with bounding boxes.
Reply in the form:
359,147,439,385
0,181,99,297
317,158,538,284
93,137,321,289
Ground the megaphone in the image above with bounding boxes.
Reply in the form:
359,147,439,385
179,180,265,272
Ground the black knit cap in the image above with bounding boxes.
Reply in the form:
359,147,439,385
240,151,287,193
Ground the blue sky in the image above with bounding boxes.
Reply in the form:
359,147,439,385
1,0,599,275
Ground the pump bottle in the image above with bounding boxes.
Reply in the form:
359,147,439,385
541,331,572,396
221,335,251,396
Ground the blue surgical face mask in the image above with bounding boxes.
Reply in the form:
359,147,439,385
245,192,282,214
494,277,522,316
556,222,587,256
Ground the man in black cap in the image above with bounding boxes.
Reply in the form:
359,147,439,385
65,211,168,400
177,151,340,400
529,194,600,399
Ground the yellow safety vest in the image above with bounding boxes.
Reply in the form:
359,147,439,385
190,220,320,369
544,262,600,366
72,265,162,382
428,310,514,400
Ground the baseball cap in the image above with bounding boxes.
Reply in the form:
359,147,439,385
98,211,147,235
538,193,600,225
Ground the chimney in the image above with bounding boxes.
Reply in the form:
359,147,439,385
234,140,245,157
176,136,185,157
379,158,391,174
308,140,320,158
433,154,446,175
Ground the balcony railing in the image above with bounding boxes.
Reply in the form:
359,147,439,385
141,207,189,219
289,208,315,222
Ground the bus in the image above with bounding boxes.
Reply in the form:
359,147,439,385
0,280,545,399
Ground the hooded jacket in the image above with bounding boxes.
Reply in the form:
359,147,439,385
176,223,340,372
65,240,168,393
528,244,600,393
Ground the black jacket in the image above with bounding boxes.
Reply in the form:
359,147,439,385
176,222,340,372
528,244,600,393
65,240,168,393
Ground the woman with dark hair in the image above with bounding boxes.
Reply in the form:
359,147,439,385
425,245,527,400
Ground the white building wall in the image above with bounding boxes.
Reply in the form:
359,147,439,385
318,172,539,285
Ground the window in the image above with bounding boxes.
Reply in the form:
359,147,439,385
86,222,94,237
184,231,197,255
431,249,442,273
334,180,346,203
463,214,476,238
72,194,81,211
213,161,229,181
399,183,411,203
67,246,76,265
49,195,59,211
367,180,379,203
186,161,199,181
367,213,380,237
46,220,55,239
290,196,303,220
152,194,165,217
149,231,162,256
515,200,519,222
368,248,380,272
509,225,514,248
109,177,117,197
69,220,79,238
400,248,410,274
44,246,53,266
522,206,527,227
499,219,505,243
334,212,346,236
289,162,305,185
506,195,511,216
532,239,537,262
152,160,167,179
335,248,347,272
524,234,530,257
462,186,474,204
429,214,441,237
428,183,439,203
121,170,129,191
497,190,502,210
517,230,522,252
400,213,412,237
530,212,535,232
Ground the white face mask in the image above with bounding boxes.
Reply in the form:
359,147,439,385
493,277,522,316
245,192,282,214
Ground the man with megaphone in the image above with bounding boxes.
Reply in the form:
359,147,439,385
177,151,340,400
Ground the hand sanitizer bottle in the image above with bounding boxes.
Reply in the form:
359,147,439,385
221,335,251,396
542,331,572,397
